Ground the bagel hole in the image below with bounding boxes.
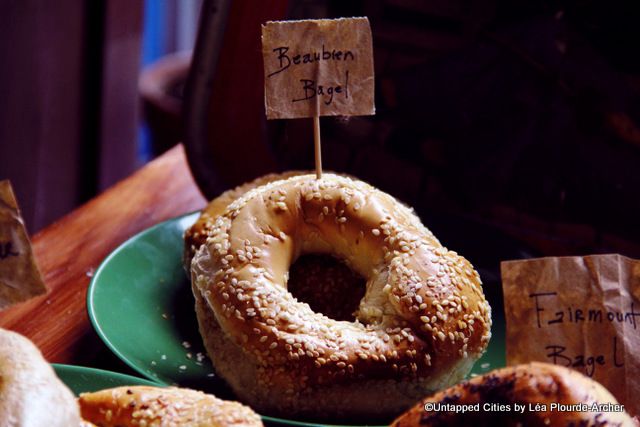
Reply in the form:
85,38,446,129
288,254,366,322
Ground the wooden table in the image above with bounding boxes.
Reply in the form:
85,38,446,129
0,144,206,367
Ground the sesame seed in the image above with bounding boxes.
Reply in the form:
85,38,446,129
191,174,491,391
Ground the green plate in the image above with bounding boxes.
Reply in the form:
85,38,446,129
88,212,505,426
53,364,159,395
88,213,215,387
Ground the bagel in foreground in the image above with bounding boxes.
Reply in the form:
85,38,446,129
0,328,83,427
190,173,491,420
391,362,636,426
78,386,263,427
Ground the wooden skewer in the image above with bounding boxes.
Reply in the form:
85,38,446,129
313,115,322,179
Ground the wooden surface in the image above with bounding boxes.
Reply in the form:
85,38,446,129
0,144,206,364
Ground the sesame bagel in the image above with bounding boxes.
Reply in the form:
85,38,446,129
190,173,491,420
185,171,366,321
78,386,263,427
391,362,636,427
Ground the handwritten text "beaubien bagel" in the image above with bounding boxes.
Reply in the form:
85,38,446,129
267,45,353,106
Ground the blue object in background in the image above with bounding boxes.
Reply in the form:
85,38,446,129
142,0,170,67
138,0,170,163
138,0,202,163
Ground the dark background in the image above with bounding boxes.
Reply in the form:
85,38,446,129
1,0,639,260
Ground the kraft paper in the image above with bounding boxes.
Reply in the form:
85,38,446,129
0,180,47,310
262,17,375,119
502,254,640,415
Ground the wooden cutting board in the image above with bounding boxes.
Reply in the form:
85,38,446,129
0,144,206,363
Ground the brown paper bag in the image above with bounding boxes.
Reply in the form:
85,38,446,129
0,180,47,309
502,254,640,415
262,17,375,119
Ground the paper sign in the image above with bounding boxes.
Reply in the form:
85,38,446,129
502,254,640,415
262,17,375,119
0,180,47,310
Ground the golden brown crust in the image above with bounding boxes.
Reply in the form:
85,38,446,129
391,362,636,427
184,171,305,270
78,386,263,427
185,171,364,321
190,173,491,419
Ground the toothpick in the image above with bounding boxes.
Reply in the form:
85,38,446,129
313,115,322,179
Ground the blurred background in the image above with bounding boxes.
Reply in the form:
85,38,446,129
0,0,201,231
1,0,639,262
